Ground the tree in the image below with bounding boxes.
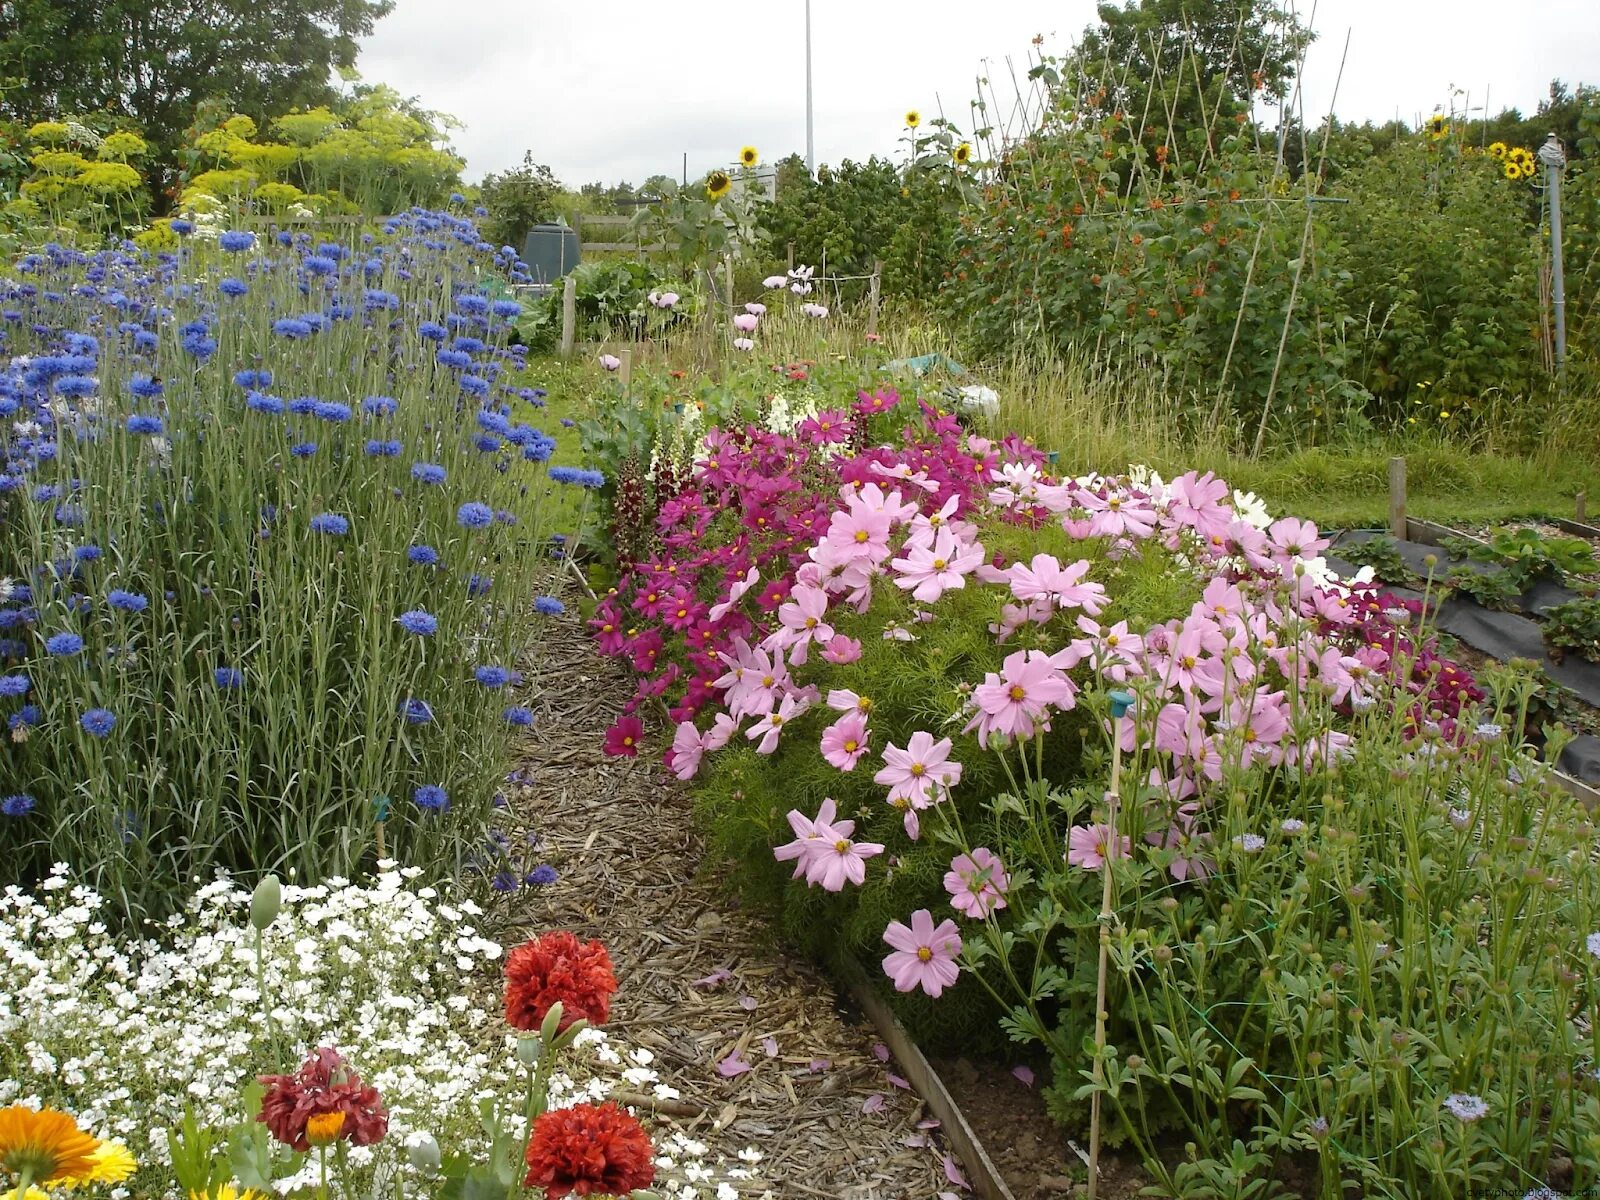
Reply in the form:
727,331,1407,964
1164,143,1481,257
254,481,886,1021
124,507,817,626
0,0,393,197
477,152,560,252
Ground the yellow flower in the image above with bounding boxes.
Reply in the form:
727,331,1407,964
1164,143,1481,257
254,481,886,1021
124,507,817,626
739,145,759,167
305,1113,345,1148
1425,114,1447,139
1487,141,1507,158
952,142,972,165
189,1187,264,1200
1504,159,1523,180
0,1106,102,1185
905,110,921,129
63,1140,135,1187
705,170,732,201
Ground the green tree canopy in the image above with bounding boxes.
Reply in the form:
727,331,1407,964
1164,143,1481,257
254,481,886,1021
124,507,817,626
0,0,392,195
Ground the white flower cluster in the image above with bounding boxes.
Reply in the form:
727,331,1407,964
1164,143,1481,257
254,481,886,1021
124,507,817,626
0,864,764,1199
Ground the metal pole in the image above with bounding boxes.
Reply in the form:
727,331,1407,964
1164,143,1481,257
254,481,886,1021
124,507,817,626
805,0,815,176
1539,132,1567,373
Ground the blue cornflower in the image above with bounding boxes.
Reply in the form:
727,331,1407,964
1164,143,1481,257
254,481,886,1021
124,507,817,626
449,191,465,204
547,466,580,484
522,439,554,463
218,230,256,252
456,294,489,316
54,374,97,397
414,784,449,812
213,667,244,689
525,864,558,886
303,254,339,276
234,368,273,389
534,596,565,616
8,704,40,731
132,330,157,352
364,439,402,456
411,462,447,485
246,392,285,415
126,413,163,435
474,665,511,688
503,705,535,726
1,793,34,818
107,589,148,612
435,348,473,370
169,218,194,235
0,674,29,696
362,395,398,417
313,401,352,423
491,299,522,319
467,574,492,596
401,698,434,724
31,484,58,502
288,396,319,415
407,545,440,566
273,318,313,339
290,442,318,458
73,544,102,562
453,336,487,354
417,321,448,342
309,512,348,535
219,277,248,297
46,632,84,656
80,707,116,737
461,375,491,399
490,870,519,892
396,609,438,635
363,288,398,310
457,501,493,529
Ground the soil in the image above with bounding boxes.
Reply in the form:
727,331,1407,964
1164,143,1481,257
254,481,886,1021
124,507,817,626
930,1056,1148,1199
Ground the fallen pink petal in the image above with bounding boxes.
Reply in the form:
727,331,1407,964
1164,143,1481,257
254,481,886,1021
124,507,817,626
872,1042,891,1063
737,995,759,1011
862,1093,887,1114
692,968,732,989
1012,1064,1036,1088
886,1071,910,1089
943,1154,970,1188
762,1036,779,1057
716,1053,753,1078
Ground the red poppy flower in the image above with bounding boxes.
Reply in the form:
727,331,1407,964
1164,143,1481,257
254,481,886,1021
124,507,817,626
504,931,618,1033
523,1102,655,1199
258,1047,387,1153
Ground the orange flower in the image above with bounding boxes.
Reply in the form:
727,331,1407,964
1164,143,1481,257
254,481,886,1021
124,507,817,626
305,1113,345,1147
0,1106,101,1185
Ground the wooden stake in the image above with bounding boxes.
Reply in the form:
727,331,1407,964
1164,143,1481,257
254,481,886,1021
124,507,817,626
1578,490,1589,523
1387,456,1407,541
559,275,576,358
724,255,735,314
1087,718,1125,1200
618,348,633,393
868,260,882,337
786,242,795,273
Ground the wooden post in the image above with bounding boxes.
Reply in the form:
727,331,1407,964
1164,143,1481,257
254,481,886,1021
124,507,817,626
559,275,576,358
786,242,795,273
703,267,718,323
1578,490,1589,522
1387,456,1407,541
868,260,882,337
618,348,633,393
724,255,735,314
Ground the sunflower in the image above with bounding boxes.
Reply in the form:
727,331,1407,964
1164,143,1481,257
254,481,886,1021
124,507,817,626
1425,114,1447,139
1504,159,1524,180
905,110,921,129
739,145,759,167
0,1106,102,1187
1487,140,1507,159
705,170,732,201
952,142,973,165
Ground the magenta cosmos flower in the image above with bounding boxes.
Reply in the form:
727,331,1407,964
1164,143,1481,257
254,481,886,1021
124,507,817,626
882,909,962,997
603,716,644,757
966,650,1077,747
1067,822,1131,870
943,848,1009,919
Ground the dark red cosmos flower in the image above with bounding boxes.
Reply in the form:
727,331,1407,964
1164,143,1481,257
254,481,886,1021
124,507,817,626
504,931,618,1033
603,715,644,757
258,1047,387,1152
523,1102,655,1199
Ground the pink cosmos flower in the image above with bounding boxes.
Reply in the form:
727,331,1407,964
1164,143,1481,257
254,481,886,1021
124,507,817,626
820,711,871,770
1143,804,1213,882
1066,823,1130,870
772,798,840,879
1007,554,1107,614
1164,471,1233,540
1267,516,1328,562
702,712,739,751
666,721,709,780
881,910,962,997
746,692,810,754
943,848,1009,918
1079,488,1157,540
890,526,986,603
874,731,962,806
771,582,835,665
967,650,1077,747
709,567,759,622
807,826,885,891
820,634,863,664
824,505,893,563
826,688,874,716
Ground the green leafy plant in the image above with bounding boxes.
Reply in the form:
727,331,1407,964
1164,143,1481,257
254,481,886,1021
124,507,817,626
1445,526,1599,592
1544,596,1600,662
1336,535,1416,584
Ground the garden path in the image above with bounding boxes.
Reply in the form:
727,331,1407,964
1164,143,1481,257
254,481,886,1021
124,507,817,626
502,613,958,1199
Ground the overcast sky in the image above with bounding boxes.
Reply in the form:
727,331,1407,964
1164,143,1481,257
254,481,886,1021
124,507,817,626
357,1,1600,187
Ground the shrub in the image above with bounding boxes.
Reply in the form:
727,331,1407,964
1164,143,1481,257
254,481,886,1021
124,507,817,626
0,213,591,920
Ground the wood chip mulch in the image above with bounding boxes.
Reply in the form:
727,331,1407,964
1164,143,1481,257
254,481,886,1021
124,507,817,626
497,613,957,1199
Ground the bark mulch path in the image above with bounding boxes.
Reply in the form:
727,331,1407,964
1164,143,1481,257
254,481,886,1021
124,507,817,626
499,613,960,1199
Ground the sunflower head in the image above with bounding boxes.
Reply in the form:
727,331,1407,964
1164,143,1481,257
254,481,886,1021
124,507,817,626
952,142,973,165
905,110,921,129
739,145,759,167
705,170,732,201
0,1106,102,1185
1487,140,1507,159
1425,114,1447,139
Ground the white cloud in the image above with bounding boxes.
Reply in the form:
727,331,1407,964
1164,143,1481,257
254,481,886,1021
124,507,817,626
356,0,1600,185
